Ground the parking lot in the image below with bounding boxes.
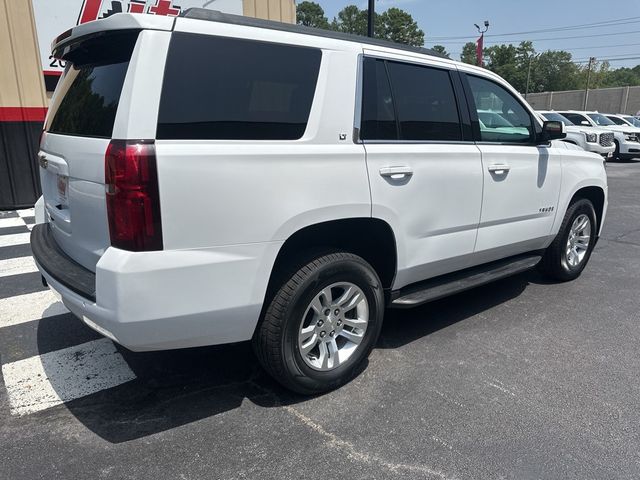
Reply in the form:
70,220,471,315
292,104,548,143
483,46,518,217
0,159,638,479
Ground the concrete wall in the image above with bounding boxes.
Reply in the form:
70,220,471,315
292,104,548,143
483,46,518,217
526,86,640,115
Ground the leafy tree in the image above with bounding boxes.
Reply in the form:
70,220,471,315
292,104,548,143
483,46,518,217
377,8,424,47
431,45,450,58
460,42,477,65
296,1,329,29
331,5,423,46
331,5,369,36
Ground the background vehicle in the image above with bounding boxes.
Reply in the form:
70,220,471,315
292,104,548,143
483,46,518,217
538,111,614,158
32,10,608,394
606,113,640,129
558,110,640,161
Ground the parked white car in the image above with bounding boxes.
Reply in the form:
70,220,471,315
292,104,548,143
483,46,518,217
559,110,640,161
32,10,608,393
605,113,640,129
538,111,614,158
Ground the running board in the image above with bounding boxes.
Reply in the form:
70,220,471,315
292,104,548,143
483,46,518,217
390,254,542,309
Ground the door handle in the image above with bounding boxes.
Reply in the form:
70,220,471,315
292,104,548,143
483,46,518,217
488,164,511,175
379,166,413,179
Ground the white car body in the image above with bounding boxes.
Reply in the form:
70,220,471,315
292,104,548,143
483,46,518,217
538,111,615,158
558,110,640,161
33,11,608,352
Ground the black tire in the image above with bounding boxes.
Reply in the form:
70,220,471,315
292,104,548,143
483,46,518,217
253,252,384,394
614,141,621,161
538,198,597,281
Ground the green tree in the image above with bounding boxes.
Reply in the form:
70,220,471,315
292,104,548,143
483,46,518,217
331,5,424,46
377,8,424,47
460,42,477,65
331,5,369,36
296,1,330,29
431,45,450,59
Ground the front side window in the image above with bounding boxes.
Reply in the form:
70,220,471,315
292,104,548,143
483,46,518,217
467,75,534,143
561,113,591,126
157,33,321,140
542,112,574,125
588,113,615,126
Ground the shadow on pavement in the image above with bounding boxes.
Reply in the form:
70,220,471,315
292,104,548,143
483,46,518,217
36,271,533,443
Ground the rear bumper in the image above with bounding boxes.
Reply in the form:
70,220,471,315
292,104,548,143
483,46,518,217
31,222,281,351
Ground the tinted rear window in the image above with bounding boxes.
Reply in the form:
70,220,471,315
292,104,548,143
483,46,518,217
45,31,138,138
157,33,322,140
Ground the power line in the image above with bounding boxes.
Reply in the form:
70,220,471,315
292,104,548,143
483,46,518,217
429,16,640,41
433,30,640,45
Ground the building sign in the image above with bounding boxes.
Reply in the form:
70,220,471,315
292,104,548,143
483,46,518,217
32,0,243,87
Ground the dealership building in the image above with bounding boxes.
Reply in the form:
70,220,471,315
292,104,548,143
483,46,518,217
0,0,296,209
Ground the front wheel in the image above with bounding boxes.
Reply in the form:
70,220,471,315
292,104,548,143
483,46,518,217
253,252,384,394
538,199,597,281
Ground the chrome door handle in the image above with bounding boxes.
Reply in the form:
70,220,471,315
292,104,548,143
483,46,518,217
379,166,413,179
488,164,511,175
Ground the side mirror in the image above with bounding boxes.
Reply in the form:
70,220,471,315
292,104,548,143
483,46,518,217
581,120,591,126
539,120,566,144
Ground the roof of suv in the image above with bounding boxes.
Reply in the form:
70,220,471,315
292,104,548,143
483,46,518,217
181,8,448,60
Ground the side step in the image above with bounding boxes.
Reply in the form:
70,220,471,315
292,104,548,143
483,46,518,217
390,254,542,309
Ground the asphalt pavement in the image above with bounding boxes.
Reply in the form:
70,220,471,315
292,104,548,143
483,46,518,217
1,159,639,480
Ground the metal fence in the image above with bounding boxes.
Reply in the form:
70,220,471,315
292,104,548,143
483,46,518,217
525,86,640,115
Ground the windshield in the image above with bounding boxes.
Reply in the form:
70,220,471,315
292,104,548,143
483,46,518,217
588,113,615,126
623,116,640,128
542,112,574,125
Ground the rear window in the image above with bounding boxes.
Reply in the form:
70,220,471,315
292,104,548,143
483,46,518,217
45,31,139,138
157,33,322,140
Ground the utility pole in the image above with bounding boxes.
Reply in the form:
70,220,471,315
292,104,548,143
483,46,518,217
583,56,596,110
367,0,375,37
525,53,539,100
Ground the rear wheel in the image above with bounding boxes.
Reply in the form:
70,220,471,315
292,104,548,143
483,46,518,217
539,199,597,281
253,252,384,394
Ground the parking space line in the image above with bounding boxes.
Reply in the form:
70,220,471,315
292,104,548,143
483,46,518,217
0,290,68,328
1,338,136,416
0,217,27,229
0,233,31,248
0,256,38,278
16,209,35,218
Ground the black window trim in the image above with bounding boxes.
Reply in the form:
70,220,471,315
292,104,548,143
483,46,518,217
460,71,543,147
356,55,474,145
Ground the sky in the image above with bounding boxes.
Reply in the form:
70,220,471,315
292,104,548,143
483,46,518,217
311,0,640,68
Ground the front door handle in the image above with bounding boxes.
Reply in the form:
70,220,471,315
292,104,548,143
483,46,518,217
379,166,413,179
488,164,511,175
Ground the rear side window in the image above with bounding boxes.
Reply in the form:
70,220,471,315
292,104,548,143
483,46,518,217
45,31,139,138
360,57,462,142
157,33,322,140
387,62,462,141
361,58,397,140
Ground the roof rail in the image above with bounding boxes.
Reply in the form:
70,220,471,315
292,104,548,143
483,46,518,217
180,8,447,60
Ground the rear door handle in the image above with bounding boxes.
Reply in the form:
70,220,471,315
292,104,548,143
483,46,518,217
488,164,511,175
379,166,413,179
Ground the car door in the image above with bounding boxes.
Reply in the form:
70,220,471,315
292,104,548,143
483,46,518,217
360,55,484,289
461,72,562,257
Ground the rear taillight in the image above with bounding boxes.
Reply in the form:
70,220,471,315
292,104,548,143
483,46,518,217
105,140,163,252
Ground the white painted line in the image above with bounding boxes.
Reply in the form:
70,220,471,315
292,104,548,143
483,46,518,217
0,290,68,328
2,338,136,416
0,217,26,229
0,232,30,248
16,209,35,218
0,256,38,278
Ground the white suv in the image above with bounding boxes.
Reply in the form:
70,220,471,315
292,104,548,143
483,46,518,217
33,10,608,393
538,111,615,158
559,110,640,161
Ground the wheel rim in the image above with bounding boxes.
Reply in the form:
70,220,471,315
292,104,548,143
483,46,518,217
297,282,369,372
565,214,591,268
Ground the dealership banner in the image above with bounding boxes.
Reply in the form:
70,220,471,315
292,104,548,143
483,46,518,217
32,0,243,89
